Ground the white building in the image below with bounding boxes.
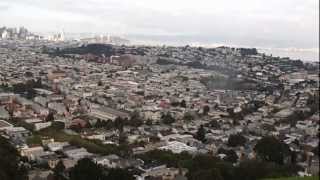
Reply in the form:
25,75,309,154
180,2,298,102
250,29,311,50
20,146,44,161
47,142,69,152
63,148,93,160
93,154,120,168
158,141,197,154
1,30,9,39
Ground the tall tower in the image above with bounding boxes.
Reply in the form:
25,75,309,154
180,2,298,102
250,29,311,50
107,34,111,43
60,29,65,41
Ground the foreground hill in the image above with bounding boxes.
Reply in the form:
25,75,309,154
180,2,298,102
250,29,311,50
264,176,319,180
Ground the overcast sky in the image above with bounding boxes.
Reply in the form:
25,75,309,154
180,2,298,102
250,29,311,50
0,0,318,49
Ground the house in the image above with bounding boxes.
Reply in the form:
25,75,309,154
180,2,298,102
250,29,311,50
139,162,167,173
94,154,121,168
31,104,49,116
15,96,34,108
62,158,77,169
47,141,69,152
48,102,67,115
34,122,52,131
34,96,48,107
0,106,10,119
25,118,52,131
20,146,44,161
94,154,143,169
28,170,53,180
89,106,130,121
0,93,14,105
38,154,60,169
138,167,188,180
0,120,13,131
81,131,106,141
6,126,31,140
48,70,66,80
158,141,197,154
63,147,93,160
70,118,88,128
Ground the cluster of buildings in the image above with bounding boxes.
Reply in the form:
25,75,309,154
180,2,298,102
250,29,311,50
80,34,130,45
0,39,319,180
0,26,42,40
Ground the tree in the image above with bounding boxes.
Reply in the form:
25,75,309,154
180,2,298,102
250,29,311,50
97,80,103,86
53,161,66,180
119,132,128,145
69,158,106,180
129,111,143,127
46,112,55,121
203,105,210,115
70,124,82,133
209,120,221,129
114,117,126,132
227,134,247,147
189,168,223,180
106,168,135,180
0,136,28,180
171,101,180,107
234,160,301,180
195,125,206,142
24,71,33,77
51,121,65,130
183,112,194,122
180,100,187,108
185,155,223,180
217,148,238,163
95,119,103,128
35,78,43,88
161,113,175,125
254,136,290,165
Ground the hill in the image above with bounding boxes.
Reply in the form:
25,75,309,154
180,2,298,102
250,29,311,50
264,177,319,180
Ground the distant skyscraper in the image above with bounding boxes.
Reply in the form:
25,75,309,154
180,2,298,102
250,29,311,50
1,30,9,39
60,29,65,41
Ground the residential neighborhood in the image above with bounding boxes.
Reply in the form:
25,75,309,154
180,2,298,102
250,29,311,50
0,36,319,180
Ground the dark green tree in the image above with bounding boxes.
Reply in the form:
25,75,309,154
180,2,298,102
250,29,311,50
195,125,206,142
227,134,247,147
95,119,103,128
106,168,135,180
129,111,143,127
254,136,290,165
217,148,238,163
46,112,55,121
203,105,210,115
53,161,66,180
189,168,223,180
209,120,221,129
69,158,106,180
114,117,126,132
51,121,65,130
161,113,175,125
183,112,194,122
0,136,28,180
180,100,187,108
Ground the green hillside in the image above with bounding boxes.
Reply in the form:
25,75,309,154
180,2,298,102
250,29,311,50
264,177,319,180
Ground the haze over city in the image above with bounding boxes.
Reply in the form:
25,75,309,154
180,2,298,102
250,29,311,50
0,0,319,51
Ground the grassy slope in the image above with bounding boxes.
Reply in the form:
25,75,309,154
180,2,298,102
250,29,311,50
264,177,319,180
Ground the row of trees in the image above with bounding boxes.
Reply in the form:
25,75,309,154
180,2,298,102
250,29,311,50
137,136,298,180
53,158,135,180
12,79,43,99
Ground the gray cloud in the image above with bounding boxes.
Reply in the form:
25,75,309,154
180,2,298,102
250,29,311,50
0,5,9,11
0,0,318,49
